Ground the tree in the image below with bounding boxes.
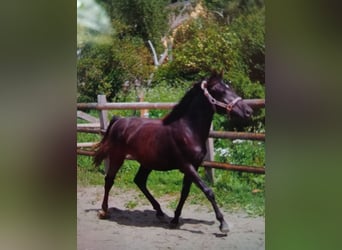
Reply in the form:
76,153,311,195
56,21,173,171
77,36,154,102
230,6,265,83
203,0,264,24
77,42,119,102
106,0,169,53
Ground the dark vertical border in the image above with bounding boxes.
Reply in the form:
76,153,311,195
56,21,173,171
0,1,76,249
266,0,342,249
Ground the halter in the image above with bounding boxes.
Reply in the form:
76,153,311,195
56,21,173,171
201,80,242,112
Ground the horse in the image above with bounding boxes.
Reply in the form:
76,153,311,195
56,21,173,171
93,71,253,233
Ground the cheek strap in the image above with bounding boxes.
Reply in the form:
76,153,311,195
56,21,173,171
201,81,242,112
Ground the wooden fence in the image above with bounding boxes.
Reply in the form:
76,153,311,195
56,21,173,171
77,95,265,182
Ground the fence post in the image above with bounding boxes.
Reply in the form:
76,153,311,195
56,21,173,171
204,123,215,184
98,95,109,173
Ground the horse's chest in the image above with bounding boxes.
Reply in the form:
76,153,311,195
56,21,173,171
181,136,202,152
178,135,205,161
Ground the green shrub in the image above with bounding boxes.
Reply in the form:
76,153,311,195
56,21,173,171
171,18,244,76
109,0,169,54
230,6,265,83
214,138,265,190
77,42,121,102
77,36,154,102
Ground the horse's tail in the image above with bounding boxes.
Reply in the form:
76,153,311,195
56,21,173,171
93,116,120,167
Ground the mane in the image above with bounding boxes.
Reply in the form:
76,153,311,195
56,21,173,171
162,81,202,125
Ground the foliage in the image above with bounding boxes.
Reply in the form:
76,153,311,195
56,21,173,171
203,0,264,18
77,36,154,102
229,6,265,83
78,1,265,109
215,139,265,168
171,18,244,77
102,0,169,53
168,10,264,85
214,138,265,191
77,0,170,102
77,42,118,102
166,1,265,83
112,36,155,82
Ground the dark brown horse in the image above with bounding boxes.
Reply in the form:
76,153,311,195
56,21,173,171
93,71,253,233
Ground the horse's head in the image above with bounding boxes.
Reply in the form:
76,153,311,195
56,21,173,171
202,71,253,119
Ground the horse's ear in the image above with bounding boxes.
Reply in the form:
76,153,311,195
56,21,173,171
210,69,218,77
210,69,224,78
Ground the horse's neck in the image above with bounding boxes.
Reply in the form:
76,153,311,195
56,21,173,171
182,95,214,143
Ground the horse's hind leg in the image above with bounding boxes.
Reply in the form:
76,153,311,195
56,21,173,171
98,150,125,219
134,166,164,217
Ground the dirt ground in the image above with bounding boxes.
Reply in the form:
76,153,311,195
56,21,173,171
77,186,265,250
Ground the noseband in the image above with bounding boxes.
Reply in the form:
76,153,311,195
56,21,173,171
201,80,242,112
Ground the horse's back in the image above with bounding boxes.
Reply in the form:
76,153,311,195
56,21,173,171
108,117,160,141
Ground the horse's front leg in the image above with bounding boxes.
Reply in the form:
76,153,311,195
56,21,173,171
183,164,229,233
170,175,192,228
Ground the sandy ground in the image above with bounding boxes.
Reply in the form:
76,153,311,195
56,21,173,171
77,186,265,250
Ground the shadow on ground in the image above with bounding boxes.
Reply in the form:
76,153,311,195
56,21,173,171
85,207,216,234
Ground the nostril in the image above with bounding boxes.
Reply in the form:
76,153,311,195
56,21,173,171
246,108,253,117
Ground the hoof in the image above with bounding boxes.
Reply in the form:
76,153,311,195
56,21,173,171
98,210,110,219
220,221,230,233
169,218,179,229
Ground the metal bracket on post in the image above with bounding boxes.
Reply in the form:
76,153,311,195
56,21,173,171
204,123,215,184
98,94,109,173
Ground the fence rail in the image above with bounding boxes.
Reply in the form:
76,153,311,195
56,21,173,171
77,99,265,110
77,95,266,181
77,126,265,141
